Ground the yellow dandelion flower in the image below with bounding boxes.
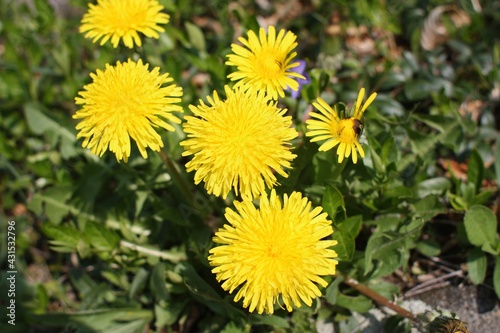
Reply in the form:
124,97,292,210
180,85,297,199
74,59,183,162
80,0,169,48
226,26,305,100
306,88,377,164
208,189,338,314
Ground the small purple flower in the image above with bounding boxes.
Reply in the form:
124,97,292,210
287,60,311,99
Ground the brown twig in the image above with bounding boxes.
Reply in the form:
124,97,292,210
403,270,464,298
403,281,451,298
343,277,417,322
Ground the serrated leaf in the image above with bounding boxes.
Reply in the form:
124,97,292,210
331,229,354,262
42,222,80,251
464,205,497,247
84,221,120,252
406,128,439,157
76,238,91,258
466,247,487,285
322,184,345,221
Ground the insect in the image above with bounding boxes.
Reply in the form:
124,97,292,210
274,59,284,70
352,118,363,138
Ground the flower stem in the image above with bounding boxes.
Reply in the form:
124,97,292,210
158,149,194,204
343,277,417,322
120,240,187,262
331,157,348,181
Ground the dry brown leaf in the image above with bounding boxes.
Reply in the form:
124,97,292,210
421,5,471,51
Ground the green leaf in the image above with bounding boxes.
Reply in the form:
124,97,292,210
404,78,443,101
336,215,362,238
84,221,120,253
181,263,221,301
179,263,246,321
250,314,290,328
368,139,385,174
368,250,406,280
30,309,153,333
406,128,439,157
464,205,497,247
494,257,500,299
469,190,495,207
324,275,344,305
374,94,405,116
410,194,446,222
23,102,78,158
364,232,407,275
154,298,189,328
416,177,451,198
185,22,206,52
150,263,170,301
76,238,91,258
42,222,80,252
322,184,346,221
220,321,250,333
416,239,440,257
467,150,484,192
481,241,499,256
335,293,373,313
466,247,487,285
331,229,354,262
494,133,500,187
129,268,149,300
365,215,405,232
28,185,73,224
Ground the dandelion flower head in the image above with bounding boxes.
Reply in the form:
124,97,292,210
306,88,377,164
80,0,170,48
226,26,305,100
208,190,338,314
74,59,183,162
180,86,298,199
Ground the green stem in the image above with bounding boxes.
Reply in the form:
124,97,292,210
120,240,187,263
158,149,194,204
331,157,348,181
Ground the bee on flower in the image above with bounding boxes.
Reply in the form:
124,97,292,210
306,88,377,164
